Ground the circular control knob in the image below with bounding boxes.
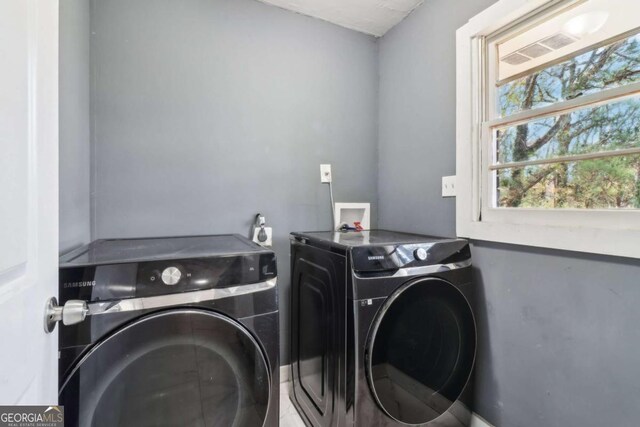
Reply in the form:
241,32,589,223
414,248,428,261
161,267,182,285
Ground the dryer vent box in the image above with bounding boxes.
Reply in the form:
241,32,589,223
335,203,370,230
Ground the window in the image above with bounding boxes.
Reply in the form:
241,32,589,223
456,0,640,258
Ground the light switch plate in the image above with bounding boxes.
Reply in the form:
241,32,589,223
442,175,456,197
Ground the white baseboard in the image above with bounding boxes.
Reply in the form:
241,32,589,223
280,364,291,383
470,413,494,427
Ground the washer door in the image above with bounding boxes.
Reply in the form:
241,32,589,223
366,278,476,425
60,309,270,427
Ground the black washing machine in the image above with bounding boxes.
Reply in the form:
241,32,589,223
290,230,476,427
58,234,279,427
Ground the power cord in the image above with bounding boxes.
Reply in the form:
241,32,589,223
329,181,336,231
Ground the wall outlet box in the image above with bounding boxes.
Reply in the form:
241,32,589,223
320,164,332,183
335,203,370,230
442,175,457,197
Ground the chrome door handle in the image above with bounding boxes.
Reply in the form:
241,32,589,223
44,297,88,333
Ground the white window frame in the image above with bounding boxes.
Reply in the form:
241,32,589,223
456,0,640,259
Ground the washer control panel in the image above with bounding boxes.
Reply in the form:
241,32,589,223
59,253,277,303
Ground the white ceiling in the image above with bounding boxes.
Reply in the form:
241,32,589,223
256,0,425,37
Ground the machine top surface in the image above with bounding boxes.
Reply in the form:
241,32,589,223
60,234,270,267
291,230,463,248
292,230,470,274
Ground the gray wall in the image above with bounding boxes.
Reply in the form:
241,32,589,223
59,0,91,253
90,0,379,363
378,1,640,427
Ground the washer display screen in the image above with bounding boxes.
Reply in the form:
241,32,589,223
367,278,476,425
60,309,270,427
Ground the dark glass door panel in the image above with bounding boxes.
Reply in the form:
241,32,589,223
60,309,270,427
367,278,476,425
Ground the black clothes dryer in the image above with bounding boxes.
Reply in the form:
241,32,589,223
58,234,279,427
290,230,476,427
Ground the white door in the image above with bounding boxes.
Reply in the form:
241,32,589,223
0,0,59,404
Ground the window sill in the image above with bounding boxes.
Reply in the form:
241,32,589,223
456,214,640,259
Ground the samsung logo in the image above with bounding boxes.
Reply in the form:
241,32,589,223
368,255,385,261
64,280,96,289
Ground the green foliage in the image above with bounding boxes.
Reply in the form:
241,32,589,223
497,33,640,209
499,157,640,209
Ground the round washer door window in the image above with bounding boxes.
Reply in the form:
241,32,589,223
367,278,476,425
60,309,270,427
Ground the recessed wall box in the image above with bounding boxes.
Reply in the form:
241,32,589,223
334,203,371,230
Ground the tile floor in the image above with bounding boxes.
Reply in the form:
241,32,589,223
280,382,306,426
278,382,476,427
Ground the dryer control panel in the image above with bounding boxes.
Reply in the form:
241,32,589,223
351,240,470,273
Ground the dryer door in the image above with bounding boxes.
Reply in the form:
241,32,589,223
60,309,270,427
366,277,476,425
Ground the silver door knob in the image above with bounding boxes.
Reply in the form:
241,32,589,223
414,247,428,261
44,297,88,333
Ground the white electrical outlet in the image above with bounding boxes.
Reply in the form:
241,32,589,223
442,175,456,197
320,164,332,183
252,227,273,247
